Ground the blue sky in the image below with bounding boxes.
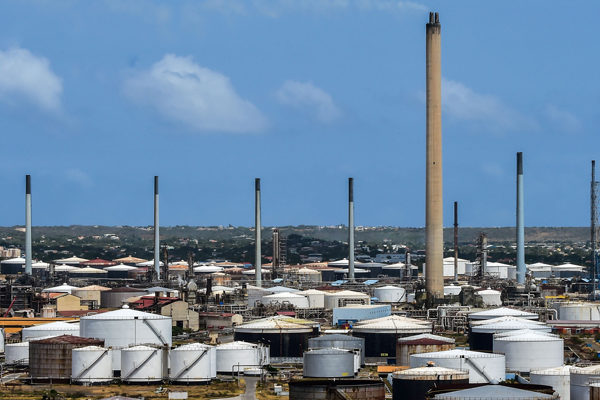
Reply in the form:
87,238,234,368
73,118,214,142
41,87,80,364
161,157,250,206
0,1,598,228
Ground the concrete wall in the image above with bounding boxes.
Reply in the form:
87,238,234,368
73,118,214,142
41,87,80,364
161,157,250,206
161,301,199,331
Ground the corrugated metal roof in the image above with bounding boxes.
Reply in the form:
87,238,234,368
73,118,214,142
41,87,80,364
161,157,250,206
434,384,553,399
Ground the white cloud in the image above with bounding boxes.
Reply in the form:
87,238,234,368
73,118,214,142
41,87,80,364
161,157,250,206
123,54,268,133
0,47,63,113
441,78,538,132
545,104,581,133
276,80,341,123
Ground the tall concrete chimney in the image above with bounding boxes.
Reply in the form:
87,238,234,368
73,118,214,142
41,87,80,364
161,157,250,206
425,11,443,298
348,177,355,281
516,152,525,284
154,176,160,280
255,178,262,287
25,174,32,275
453,201,458,282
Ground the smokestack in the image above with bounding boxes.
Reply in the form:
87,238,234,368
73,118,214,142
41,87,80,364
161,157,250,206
425,11,443,298
272,228,280,280
591,160,597,292
154,176,160,280
25,175,32,275
255,178,262,287
348,177,355,281
516,152,525,284
453,201,458,282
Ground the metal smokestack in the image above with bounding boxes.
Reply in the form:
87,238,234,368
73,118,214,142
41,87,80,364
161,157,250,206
154,176,160,280
516,152,525,284
348,177,355,281
425,11,443,298
453,201,458,282
255,178,262,287
591,160,598,294
25,175,32,275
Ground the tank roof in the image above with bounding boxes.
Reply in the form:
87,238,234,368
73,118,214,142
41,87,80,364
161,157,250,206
173,343,213,351
80,306,170,320
353,316,432,333
397,333,455,345
72,345,108,352
433,384,553,399
23,321,79,331
530,365,572,375
107,286,146,292
31,335,103,345
305,347,352,355
122,345,160,351
263,292,306,298
392,365,468,378
217,341,260,349
494,331,561,342
472,320,549,332
311,334,363,342
235,316,315,333
411,349,504,359
469,307,538,320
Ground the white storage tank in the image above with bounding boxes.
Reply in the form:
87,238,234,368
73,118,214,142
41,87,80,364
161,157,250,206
303,348,356,378
71,346,113,383
80,305,172,371
324,290,370,309
216,341,269,374
468,307,539,321
300,289,326,308
0,328,4,353
470,318,550,351
169,343,216,382
570,365,600,400
477,289,502,306
262,292,310,309
432,384,554,399
410,349,505,384
373,286,406,303
493,331,563,372
121,345,167,383
22,321,80,341
530,365,571,400
559,302,600,321
309,334,365,365
5,342,29,365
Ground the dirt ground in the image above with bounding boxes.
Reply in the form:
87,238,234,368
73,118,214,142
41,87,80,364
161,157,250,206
0,380,244,400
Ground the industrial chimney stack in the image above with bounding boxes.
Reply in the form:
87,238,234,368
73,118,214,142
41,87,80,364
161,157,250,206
25,174,32,275
348,177,355,281
255,178,262,287
516,153,525,284
425,11,443,298
154,176,160,280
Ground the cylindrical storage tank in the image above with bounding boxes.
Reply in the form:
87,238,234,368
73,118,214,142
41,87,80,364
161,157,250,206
234,317,317,359
216,341,269,374
392,366,469,400
289,379,385,400
478,289,502,306
5,342,29,365
262,292,310,309
170,343,216,382
468,307,539,321
100,287,146,308
121,345,167,383
0,257,25,274
470,319,550,351
352,316,432,362
0,328,4,353
29,335,104,381
410,349,505,384
431,384,555,399
559,302,600,321
308,334,365,365
22,321,80,341
444,286,462,296
373,286,407,303
296,268,322,282
320,268,336,282
530,366,571,400
493,331,563,372
591,382,600,400
396,334,455,367
71,346,113,384
570,365,600,400
303,348,355,378
299,289,325,308
80,306,172,371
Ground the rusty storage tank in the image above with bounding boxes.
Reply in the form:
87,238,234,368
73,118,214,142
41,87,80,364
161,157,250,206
100,286,146,308
392,365,469,400
590,381,600,400
289,379,385,400
396,333,455,366
29,335,104,381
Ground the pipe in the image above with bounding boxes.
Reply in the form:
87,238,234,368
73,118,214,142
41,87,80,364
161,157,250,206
348,177,355,281
25,175,32,275
516,152,525,284
154,176,160,280
425,11,444,298
255,178,262,287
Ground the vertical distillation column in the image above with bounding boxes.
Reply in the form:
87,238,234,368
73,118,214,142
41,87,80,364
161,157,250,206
154,176,160,280
516,153,525,284
25,174,32,275
348,177,355,281
425,12,443,298
255,178,262,287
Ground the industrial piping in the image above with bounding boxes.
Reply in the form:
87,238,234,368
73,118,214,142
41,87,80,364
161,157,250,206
348,177,355,281
255,178,262,287
516,152,525,284
154,176,160,280
25,174,32,275
425,11,444,298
